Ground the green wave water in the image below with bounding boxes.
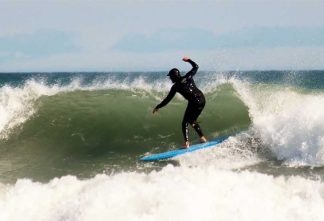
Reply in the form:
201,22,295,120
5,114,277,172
0,84,250,182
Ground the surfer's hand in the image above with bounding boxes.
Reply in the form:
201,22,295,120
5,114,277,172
182,56,190,62
152,108,159,114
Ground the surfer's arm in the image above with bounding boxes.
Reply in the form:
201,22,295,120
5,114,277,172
153,86,176,112
183,57,199,78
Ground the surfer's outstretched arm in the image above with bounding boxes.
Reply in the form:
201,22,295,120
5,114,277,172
153,86,176,113
183,57,199,78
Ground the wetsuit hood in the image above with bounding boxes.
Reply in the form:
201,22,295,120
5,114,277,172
167,68,181,83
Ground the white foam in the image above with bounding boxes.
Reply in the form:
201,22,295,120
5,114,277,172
231,79,324,166
177,133,262,169
0,167,323,221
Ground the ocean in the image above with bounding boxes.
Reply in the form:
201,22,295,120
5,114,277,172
1,71,324,220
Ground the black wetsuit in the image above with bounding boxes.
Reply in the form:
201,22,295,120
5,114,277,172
155,59,205,142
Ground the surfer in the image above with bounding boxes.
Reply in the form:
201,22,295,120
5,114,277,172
153,57,207,148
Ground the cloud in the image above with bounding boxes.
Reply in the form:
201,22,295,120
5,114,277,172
113,28,216,52
1,46,323,72
113,26,324,53
1,27,324,71
217,26,324,48
0,30,78,63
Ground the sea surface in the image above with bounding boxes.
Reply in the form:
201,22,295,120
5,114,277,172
1,71,324,220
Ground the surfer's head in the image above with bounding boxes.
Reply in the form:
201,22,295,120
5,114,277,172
167,68,181,83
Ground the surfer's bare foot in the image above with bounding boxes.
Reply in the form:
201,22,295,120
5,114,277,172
200,136,207,143
181,141,190,149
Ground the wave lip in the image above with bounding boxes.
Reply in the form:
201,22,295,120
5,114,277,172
0,74,175,139
0,80,55,139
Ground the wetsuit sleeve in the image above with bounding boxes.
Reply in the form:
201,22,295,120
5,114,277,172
155,86,176,109
184,59,199,78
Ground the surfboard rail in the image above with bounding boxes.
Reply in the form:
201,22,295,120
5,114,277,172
140,135,230,161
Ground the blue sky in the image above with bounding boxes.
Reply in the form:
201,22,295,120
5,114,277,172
0,0,324,71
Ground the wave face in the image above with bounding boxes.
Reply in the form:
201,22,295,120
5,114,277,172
0,72,250,181
1,71,324,221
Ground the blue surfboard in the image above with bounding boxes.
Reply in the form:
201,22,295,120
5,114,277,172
140,135,230,161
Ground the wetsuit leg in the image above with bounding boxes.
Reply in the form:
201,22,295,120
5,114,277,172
190,102,205,137
182,105,192,142
192,122,204,138
182,101,205,141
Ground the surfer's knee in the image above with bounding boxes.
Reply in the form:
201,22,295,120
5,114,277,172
190,121,197,127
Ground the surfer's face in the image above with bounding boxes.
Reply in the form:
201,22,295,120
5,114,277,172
169,75,180,83
168,68,181,83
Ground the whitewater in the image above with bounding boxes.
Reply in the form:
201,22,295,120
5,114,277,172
1,71,324,220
